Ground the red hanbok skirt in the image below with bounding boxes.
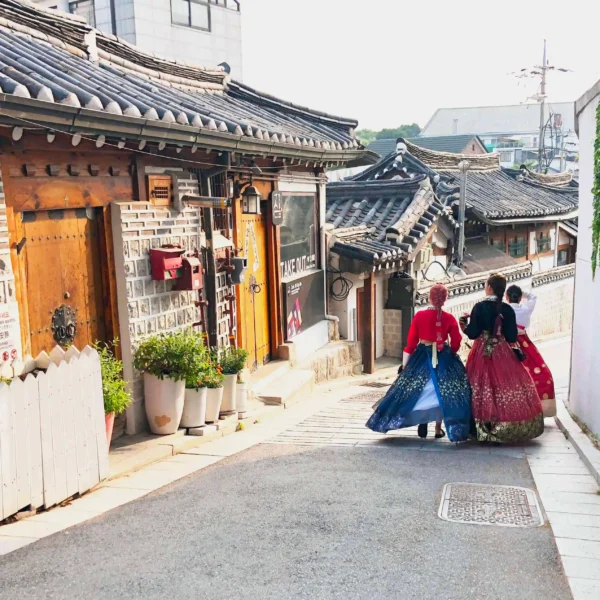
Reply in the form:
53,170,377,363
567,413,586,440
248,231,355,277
466,332,544,443
517,327,556,418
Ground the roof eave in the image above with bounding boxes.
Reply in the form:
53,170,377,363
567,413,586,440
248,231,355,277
471,208,579,226
0,94,365,163
575,79,600,135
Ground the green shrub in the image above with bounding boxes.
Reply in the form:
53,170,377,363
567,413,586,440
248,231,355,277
94,340,132,416
217,346,249,375
133,329,207,384
203,365,225,388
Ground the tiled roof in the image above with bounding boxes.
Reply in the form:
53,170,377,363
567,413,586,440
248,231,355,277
350,139,578,221
367,135,488,159
326,178,451,267
0,0,364,159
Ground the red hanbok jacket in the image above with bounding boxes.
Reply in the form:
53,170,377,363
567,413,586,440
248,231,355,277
404,309,462,355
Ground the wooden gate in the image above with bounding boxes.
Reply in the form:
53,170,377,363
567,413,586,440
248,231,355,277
239,209,271,371
22,209,106,356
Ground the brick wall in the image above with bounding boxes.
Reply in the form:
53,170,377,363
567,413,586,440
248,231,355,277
383,309,403,357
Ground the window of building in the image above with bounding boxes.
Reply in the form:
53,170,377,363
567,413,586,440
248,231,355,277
490,238,506,253
536,231,552,254
508,236,527,258
69,0,95,26
499,151,513,163
557,249,569,266
279,194,318,279
171,0,211,31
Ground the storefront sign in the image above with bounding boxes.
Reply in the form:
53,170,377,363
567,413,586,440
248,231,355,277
283,270,325,340
271,191,283,226
280,253,316,279
0,302,22,362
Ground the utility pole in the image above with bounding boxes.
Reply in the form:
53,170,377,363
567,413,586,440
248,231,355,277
537,39,547,173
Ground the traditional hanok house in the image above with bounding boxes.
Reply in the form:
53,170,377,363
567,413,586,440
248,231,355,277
0,0,370,435
325,172,455,373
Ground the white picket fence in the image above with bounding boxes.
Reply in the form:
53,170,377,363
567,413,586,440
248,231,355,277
0,346,109,521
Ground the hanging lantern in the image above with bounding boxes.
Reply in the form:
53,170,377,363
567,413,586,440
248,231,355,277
242,184,262,214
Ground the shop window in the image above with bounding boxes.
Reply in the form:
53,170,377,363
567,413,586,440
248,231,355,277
537,231,552,254
280,194,317,279
508,236,527,258
171,0,211,31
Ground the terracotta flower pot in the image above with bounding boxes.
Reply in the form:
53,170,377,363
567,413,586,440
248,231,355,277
105,412,115,449
205,387,224,423
181,387,208,428
220,374,237,414
143,372,185,435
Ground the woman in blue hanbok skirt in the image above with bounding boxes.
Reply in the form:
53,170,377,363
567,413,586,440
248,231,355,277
366,284,472,442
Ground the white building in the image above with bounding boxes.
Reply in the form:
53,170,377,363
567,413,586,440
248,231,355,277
570,82,600,436
34,0,243,78
421,103,579,177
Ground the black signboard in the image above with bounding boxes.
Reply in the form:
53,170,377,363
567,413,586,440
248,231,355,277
283,270,325,340
271,191,283,225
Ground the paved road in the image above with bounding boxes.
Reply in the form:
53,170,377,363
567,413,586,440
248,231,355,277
0,339,573,600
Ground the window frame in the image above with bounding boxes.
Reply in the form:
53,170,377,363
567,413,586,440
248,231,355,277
171,0,212,32
68,0,96,27
508,236,527,259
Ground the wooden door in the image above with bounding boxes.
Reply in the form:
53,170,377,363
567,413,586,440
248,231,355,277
239,209,270,371
356,284,377,345
23,209,106,355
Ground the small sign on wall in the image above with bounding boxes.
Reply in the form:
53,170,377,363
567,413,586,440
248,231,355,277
0,302,22,362
271,191,283,226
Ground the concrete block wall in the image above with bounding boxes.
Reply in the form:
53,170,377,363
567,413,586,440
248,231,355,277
529,278,574,340
383,309,403,357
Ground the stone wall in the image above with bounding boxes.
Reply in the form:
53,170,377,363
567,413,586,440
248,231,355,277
383,309,403,357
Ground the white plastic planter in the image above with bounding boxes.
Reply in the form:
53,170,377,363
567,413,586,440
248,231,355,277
236,382,248,417
143,373,185,435
205,387,224,423
220,374,237,414
181,387,208,428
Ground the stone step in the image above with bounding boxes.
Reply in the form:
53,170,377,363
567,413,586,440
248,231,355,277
259,369,315,408
298,340,363,384
247,359,291,395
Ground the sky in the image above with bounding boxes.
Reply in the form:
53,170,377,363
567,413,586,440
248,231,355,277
241,0,600,131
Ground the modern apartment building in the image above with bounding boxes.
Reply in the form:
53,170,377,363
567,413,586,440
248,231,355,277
34,0,243,78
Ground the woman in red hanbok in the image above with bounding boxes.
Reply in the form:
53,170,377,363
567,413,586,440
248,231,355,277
506,286,556,417
461,274,544,443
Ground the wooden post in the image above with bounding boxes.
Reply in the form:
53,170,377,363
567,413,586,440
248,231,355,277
363,272,376,374
201,173,218,348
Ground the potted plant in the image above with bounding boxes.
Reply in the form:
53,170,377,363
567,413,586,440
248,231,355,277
133,330,201,435
180,337,209,429
95,340,131,448
219,346,249,415
204,363,225,423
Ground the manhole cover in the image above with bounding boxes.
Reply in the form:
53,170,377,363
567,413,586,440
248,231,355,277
360,381,390,388
439,483,544,528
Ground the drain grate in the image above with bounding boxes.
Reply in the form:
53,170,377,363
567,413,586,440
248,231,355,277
439,483,544,528
360,381,390,389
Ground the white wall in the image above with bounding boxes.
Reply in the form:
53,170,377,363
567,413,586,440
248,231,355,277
328,271,386,359
570,93,600,435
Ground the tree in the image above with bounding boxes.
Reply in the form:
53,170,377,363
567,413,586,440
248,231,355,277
355,128,377,146
376,123,421,140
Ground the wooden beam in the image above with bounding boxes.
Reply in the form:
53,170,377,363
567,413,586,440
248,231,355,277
201,174,218,348
363,272,376,374
134,155,147,202
265,183,283,355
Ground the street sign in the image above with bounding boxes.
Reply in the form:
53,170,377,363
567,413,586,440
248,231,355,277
271,191,283,225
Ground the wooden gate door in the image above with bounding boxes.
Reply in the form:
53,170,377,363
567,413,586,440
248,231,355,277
239,209,271,371
22,209,107,356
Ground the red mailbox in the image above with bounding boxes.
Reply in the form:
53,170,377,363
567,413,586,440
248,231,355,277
176,256,203,290
150,247,184,281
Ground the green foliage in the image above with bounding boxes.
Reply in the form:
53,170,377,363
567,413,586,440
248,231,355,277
203,364,225,388
376,123,421,140
94,340,131,416
593,100,600,278
219,346,249,375
133,329,207,384
355,128,377,146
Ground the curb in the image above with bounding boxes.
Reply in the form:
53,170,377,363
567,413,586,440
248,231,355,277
555,398,600,486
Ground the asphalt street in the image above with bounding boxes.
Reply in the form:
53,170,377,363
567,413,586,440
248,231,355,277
0,338,573,600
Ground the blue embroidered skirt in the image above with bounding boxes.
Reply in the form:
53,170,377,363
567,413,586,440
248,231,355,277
366,344,472,442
